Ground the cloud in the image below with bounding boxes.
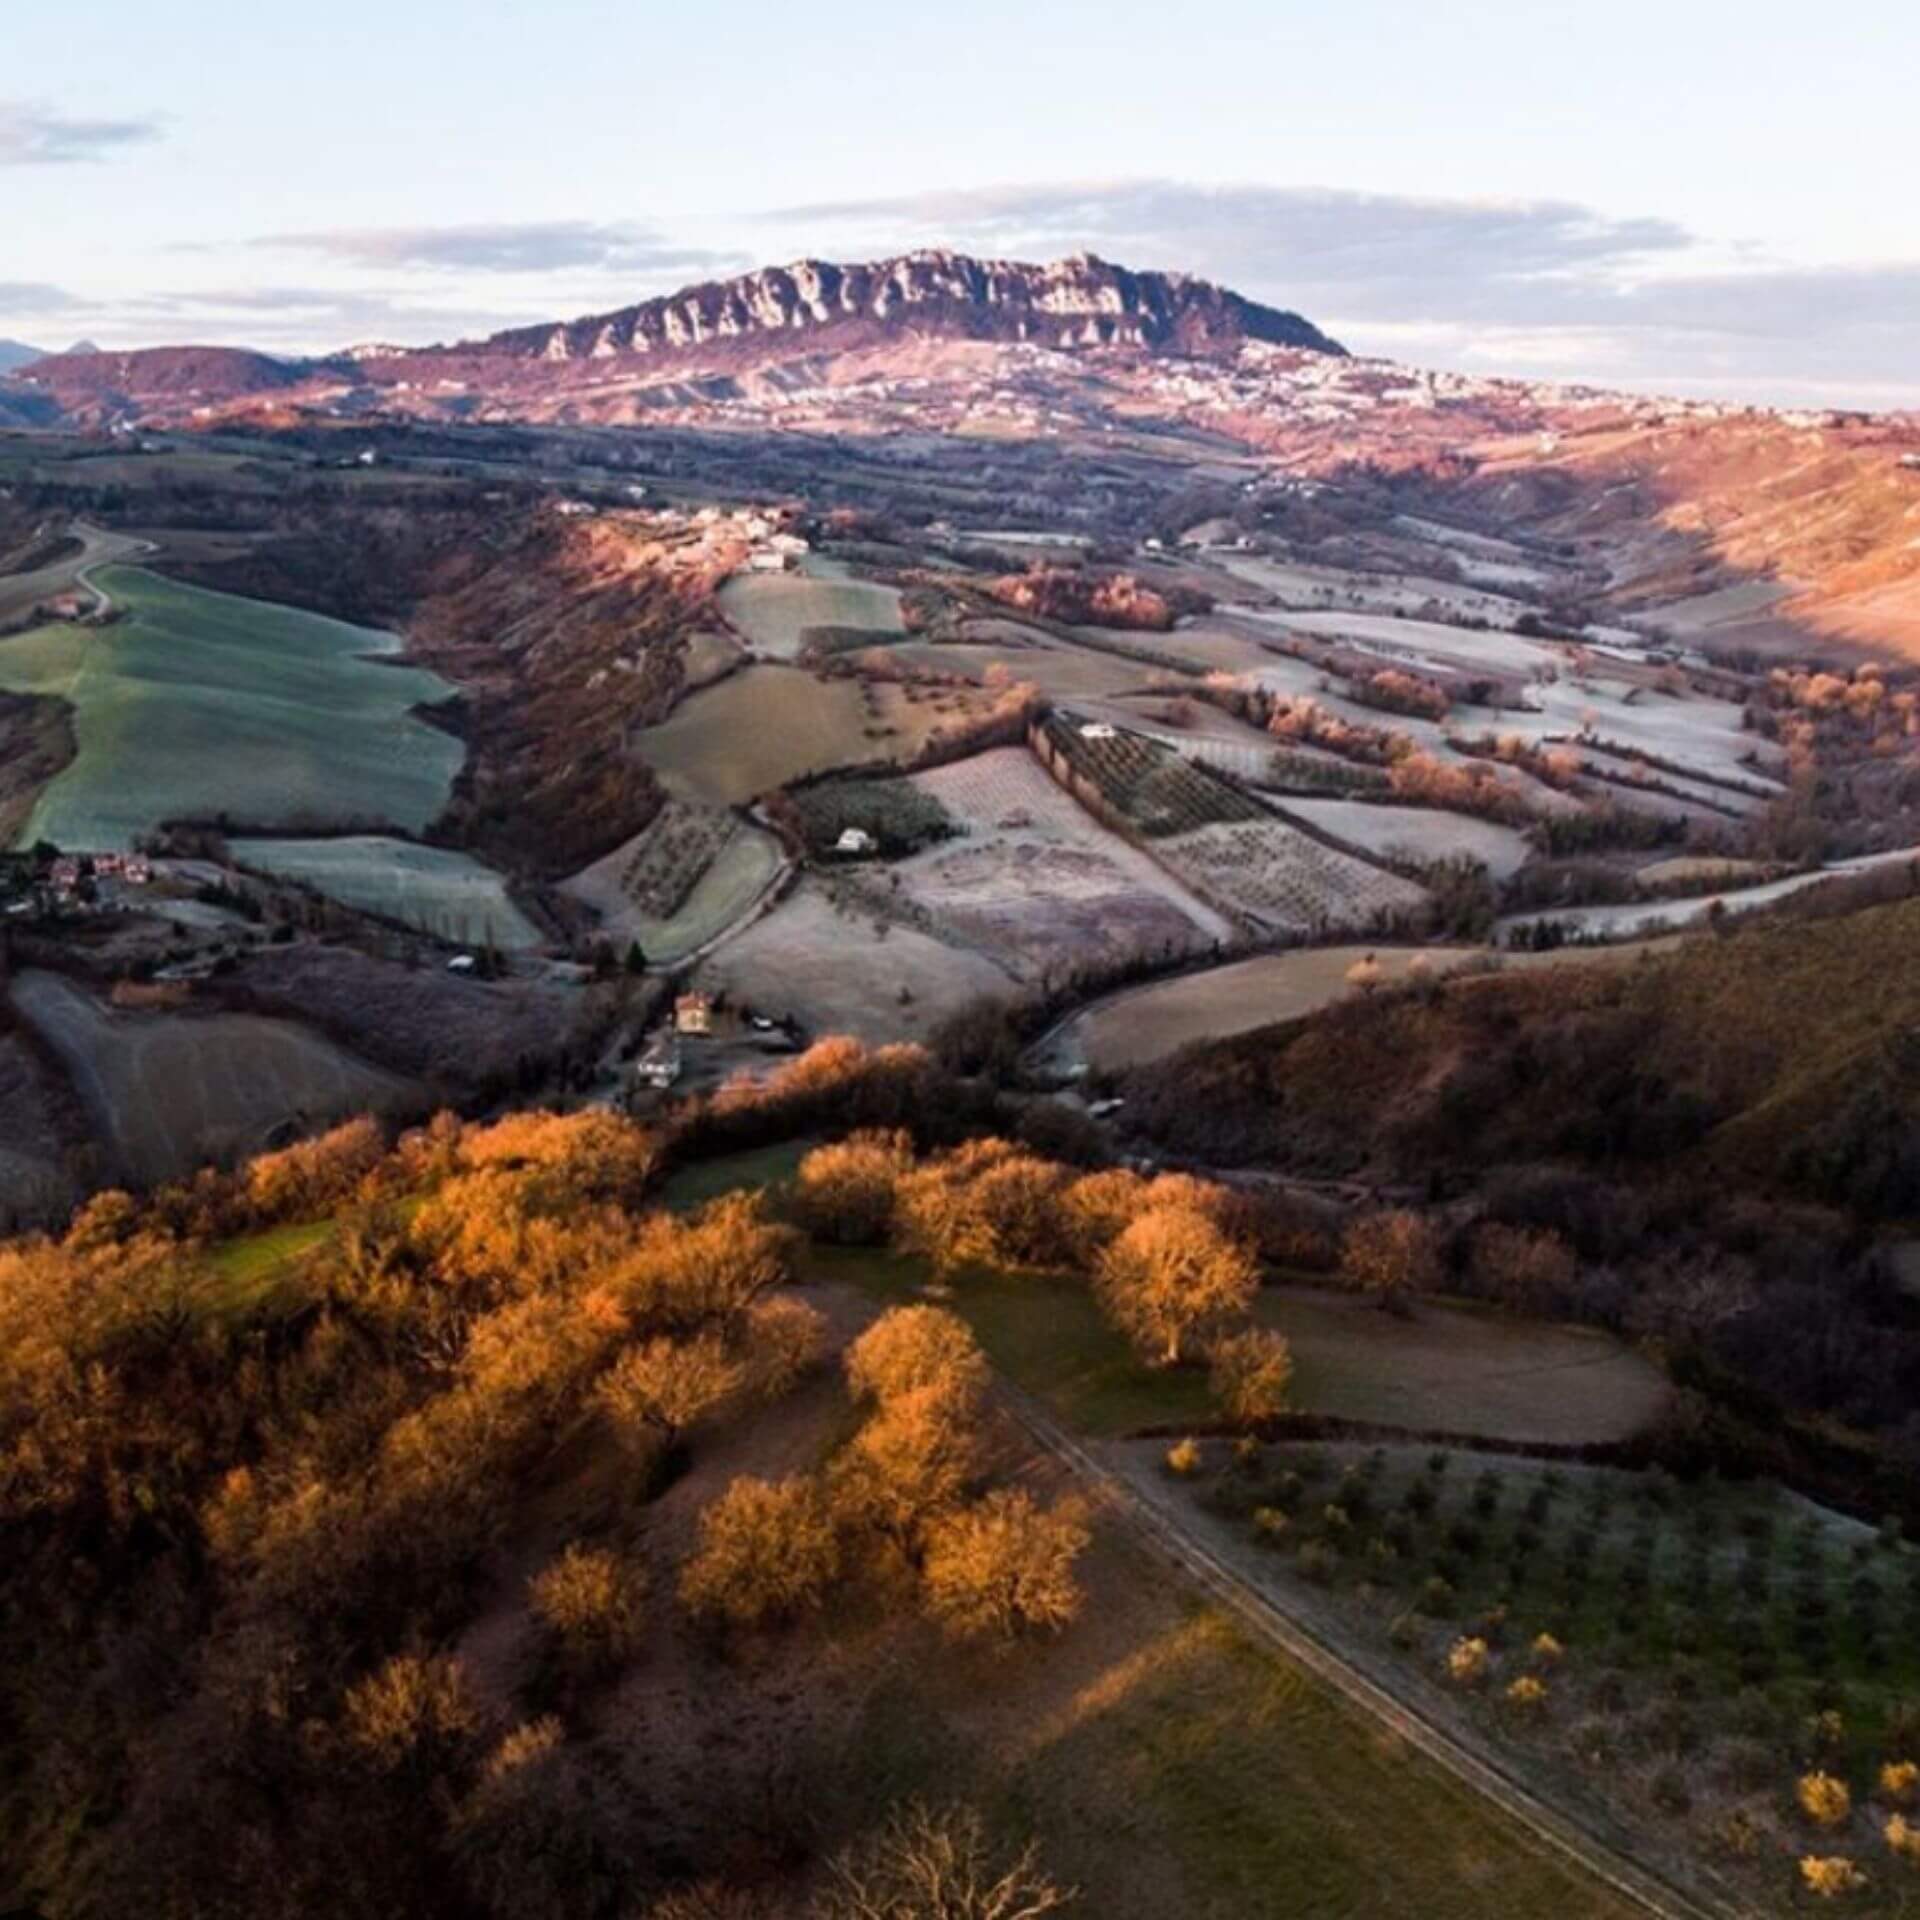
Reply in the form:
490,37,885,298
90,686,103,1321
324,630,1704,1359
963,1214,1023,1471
0,99,161,165
252,221,743,277
763,178,1920,408
0,281,81,314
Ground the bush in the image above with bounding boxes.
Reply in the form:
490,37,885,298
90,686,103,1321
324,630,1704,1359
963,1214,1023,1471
920,1491,1090,1641
1447,1636,1490,1686
1165,1437,1203,1477
1341,1209,1441,1307
1799,1856,1867,1899
529,1543,646,1670
1506,1675,1548,1714
679,1475,840,1629
340,1653,483,1778
794,1130,914,1244
1209,1327,1294,1424
1800,1772,1855,1829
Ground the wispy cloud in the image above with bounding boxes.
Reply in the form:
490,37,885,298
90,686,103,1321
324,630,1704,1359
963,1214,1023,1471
0,99,161,165
252,221,743,277
763,178,1920,407
0,281,81,314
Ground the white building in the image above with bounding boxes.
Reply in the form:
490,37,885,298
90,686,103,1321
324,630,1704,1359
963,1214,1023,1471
834,827,878,856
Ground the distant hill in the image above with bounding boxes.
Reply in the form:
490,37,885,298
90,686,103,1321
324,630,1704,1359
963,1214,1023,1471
7,343,322,424
0,339,45,375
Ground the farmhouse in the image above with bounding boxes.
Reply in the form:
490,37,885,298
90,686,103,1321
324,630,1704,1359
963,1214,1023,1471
1080,722,1119,741
674,990,714,1035
834,827,878,856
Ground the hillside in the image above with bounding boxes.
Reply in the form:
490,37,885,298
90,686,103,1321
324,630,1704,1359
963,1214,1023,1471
1121,888,1920,1212
0,339,45,375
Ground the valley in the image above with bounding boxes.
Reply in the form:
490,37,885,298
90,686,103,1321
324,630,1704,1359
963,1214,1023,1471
5,246,1920,1920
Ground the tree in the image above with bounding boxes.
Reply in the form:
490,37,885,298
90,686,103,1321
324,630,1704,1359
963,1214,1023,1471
596,1329,743,1455
795,1130,914,1245
814,1801,1076,1920
845,1304,988,1409
921,1491,1089,1641
679,1475,839,1629
832,1383,984,1541
1209,1327,1294,1423
1341,1210,1441,1310
340,1653,483,1779
529,1542,646,1669
1094,1206,1259,1365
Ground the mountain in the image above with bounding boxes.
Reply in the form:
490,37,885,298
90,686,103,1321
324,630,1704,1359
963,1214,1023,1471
462,249,1346,366
6,344,318,424
0,339,45,375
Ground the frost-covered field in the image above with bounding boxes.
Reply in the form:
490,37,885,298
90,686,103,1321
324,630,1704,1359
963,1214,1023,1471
717,573,903,658
1159,818,1428,935
1216,553,1533,629
1276,798,1535,879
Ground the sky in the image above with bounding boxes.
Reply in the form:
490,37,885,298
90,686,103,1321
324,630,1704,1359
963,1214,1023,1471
4,0,1918,407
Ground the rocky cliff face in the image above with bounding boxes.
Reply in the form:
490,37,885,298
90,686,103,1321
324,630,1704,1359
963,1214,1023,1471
470,250,1346,365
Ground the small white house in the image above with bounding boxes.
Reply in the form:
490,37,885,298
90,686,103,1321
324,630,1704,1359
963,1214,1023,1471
1079,722,1119,741
747,549,789,573
446,953,477,975
634,1035,682,1089
834,827,878,857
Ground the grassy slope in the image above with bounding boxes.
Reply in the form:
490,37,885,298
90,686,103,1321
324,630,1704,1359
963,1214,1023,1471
0,567,462,849
1123,895,1920,1196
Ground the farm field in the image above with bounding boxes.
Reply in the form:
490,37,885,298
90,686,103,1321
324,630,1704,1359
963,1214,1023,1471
696,877,1009,1041
1048,940,1670,1072
9,969,415,1186
886,632,1155,700
563,806,783,963
1496,843,1920,942
716,571,903,658
1265,608,1558,677
1497,676,1782,788
1216,553,1534,630
1276,797,1536,879
1161,1436,1920,1918
1160,818,1428,934
895,747,1230,974
0,568,463,850
636,665,995,805
233,836,543,950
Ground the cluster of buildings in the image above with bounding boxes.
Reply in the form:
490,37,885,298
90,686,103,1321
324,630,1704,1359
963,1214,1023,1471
48,852,152,895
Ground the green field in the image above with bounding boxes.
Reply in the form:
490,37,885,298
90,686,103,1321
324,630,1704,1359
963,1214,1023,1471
0,568,464,850
234,836,543,950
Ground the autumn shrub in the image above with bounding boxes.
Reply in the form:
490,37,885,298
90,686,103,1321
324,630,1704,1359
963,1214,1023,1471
1209,1326,1294,1424
1165,1437,1202,1477
679,1475,840,1629
794,1130,914,1245
845,1305,989,1409
1341,1209,1441,1308
597,1329,745,1460
920,1490,1090,1641
1506,1675,1549,1714
1885,1814,1920,1864
1800,1855,1868,1899
529,1542,646,1670
1881,1761,1920,1808
744,1295,828,1399
1471,1222,1578,1312
1801,1772,1855,1829
1447,1636,1490,1686
831,1383,984,1541
340,1653,483,1779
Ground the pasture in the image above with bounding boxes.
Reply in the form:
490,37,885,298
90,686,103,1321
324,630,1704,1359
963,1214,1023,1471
10,969,414,1187
0,568,463,850
234,837,543,950
636,666,997,806
696,878,1009,1042
717,572,903,658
